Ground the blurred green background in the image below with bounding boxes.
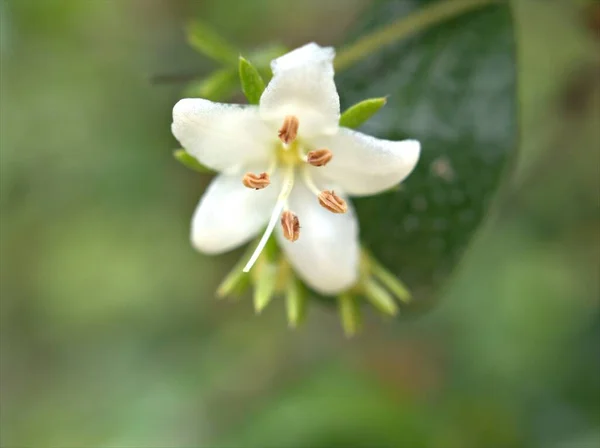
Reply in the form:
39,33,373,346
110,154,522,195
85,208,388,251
1,0,598,447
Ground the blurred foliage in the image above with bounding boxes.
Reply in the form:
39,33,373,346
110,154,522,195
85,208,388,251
1,0,599,447
338,0,516,297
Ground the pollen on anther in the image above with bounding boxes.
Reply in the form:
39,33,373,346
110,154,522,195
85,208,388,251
242,172,270,190
281,210,300,242
306,148,333,167
318,190,348,214
278,115,299,145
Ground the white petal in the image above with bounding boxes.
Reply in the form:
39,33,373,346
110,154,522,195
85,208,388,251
172,98,273,172
276,183,359,295
259,43,340,138
310,128,421,196
192,172,280,254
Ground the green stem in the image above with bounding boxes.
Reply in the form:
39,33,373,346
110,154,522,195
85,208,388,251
335,0,498,71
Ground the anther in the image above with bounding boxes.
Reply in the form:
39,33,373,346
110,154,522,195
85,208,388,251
318,190,348,214
278,115,299,144
242,172,270,190
306,149,333,167
281,211,300,242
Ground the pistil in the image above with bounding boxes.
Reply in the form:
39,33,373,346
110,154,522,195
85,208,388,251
243,166,295,272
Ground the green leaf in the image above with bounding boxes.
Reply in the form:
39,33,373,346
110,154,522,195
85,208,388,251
238,56,266,105
186,20,239,66
184,69,238,101
337,0,515,299
339,97,387,129
173,149,215,174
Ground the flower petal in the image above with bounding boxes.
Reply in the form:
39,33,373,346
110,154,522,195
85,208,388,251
192,172,280,254
172,98,273,172
276,182,359,295
310,128,421,196
259,43,340,138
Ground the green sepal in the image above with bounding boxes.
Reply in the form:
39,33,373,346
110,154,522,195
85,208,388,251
364,250,411,303
216,242,259,299
338,294,362,338
239,56,266,105
186,20,239,65
173,149,215,174
253,261,278,314
285,278,307,329
363,278,399,317
184,69,238,101
339,97,387,129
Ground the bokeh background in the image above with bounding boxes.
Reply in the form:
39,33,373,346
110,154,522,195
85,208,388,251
1,0,599,447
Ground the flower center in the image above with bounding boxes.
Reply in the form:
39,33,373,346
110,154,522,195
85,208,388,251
241,116,347,273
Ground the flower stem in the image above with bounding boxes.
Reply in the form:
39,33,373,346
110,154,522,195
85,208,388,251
335,0,499,71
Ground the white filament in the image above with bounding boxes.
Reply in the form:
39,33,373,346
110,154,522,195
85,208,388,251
301,167,322,196
243,167,295,272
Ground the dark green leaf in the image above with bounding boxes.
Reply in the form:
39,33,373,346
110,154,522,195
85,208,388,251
238,56,266,105
173,149,215,174
337,0,516,298
339,97,387,129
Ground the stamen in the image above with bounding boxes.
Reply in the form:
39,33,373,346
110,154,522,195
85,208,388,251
242,172,270,190
318,190,348,214
306,148,333,167
281,211,300,242
301,167,322,196
278,115,299,145
243,167,295,272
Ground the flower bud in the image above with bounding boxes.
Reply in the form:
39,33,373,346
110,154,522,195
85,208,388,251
281,210,300,242
306,149,333,167
318,190,348,214
278,115,299,144
242,172,270,190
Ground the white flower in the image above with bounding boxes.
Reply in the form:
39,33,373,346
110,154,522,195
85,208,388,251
172,43,420,295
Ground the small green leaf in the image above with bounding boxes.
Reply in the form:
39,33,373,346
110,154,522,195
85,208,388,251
363,279,399,317
184,69,238,101
286,278,306,328
253,262,278,314
338,294,362,337
173,149,215,174
186,21,239,66
339,97,387,129
239,56,266,105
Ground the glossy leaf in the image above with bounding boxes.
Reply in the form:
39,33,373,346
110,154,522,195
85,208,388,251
337,0,516,297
